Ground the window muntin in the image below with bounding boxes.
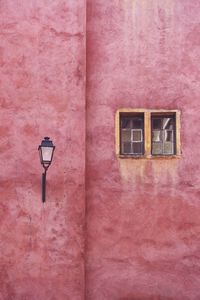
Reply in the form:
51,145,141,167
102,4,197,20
120,114,144,155
151,115,175,155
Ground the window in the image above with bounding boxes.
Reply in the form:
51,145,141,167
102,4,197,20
151,114,175,155
121,114,144,155
116,109,181,158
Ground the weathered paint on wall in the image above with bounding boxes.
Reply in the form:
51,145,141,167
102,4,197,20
86,0,200,299
0,1,85,299
1,0,200,299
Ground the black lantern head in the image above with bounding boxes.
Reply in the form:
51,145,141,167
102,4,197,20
38,137,55,170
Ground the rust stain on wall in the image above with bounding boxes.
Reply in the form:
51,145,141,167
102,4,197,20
118,159,146,184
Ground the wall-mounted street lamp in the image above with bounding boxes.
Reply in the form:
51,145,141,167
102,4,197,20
38,137,55,203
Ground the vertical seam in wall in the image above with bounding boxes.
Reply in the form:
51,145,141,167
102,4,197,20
84,0,87,299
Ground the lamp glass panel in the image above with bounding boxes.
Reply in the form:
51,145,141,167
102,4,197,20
41,146,53,163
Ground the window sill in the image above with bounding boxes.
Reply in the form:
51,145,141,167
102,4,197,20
118,154,181,159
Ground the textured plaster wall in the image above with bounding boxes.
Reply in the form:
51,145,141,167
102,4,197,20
0,1,85,300
86,1,200,299
1,0,200,299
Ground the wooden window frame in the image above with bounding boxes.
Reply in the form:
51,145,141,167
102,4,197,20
120,113,144,156
151,113,176,156
115,109,181,159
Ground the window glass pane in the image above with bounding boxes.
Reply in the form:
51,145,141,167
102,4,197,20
163,142,174,154
121,118,131,128
152,118,162,129
122,142,132,154
132,118,143,129
132,129,142,142
122,130,131,142
152,142,162,155
163,118,174,130
132,143,143,154
164,130,173,142
151,114,175,156
152,130,161,142
120,114,144,155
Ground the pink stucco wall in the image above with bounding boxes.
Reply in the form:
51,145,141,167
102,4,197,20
0,1,85,299
86,1,200,299
1,0,200,299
